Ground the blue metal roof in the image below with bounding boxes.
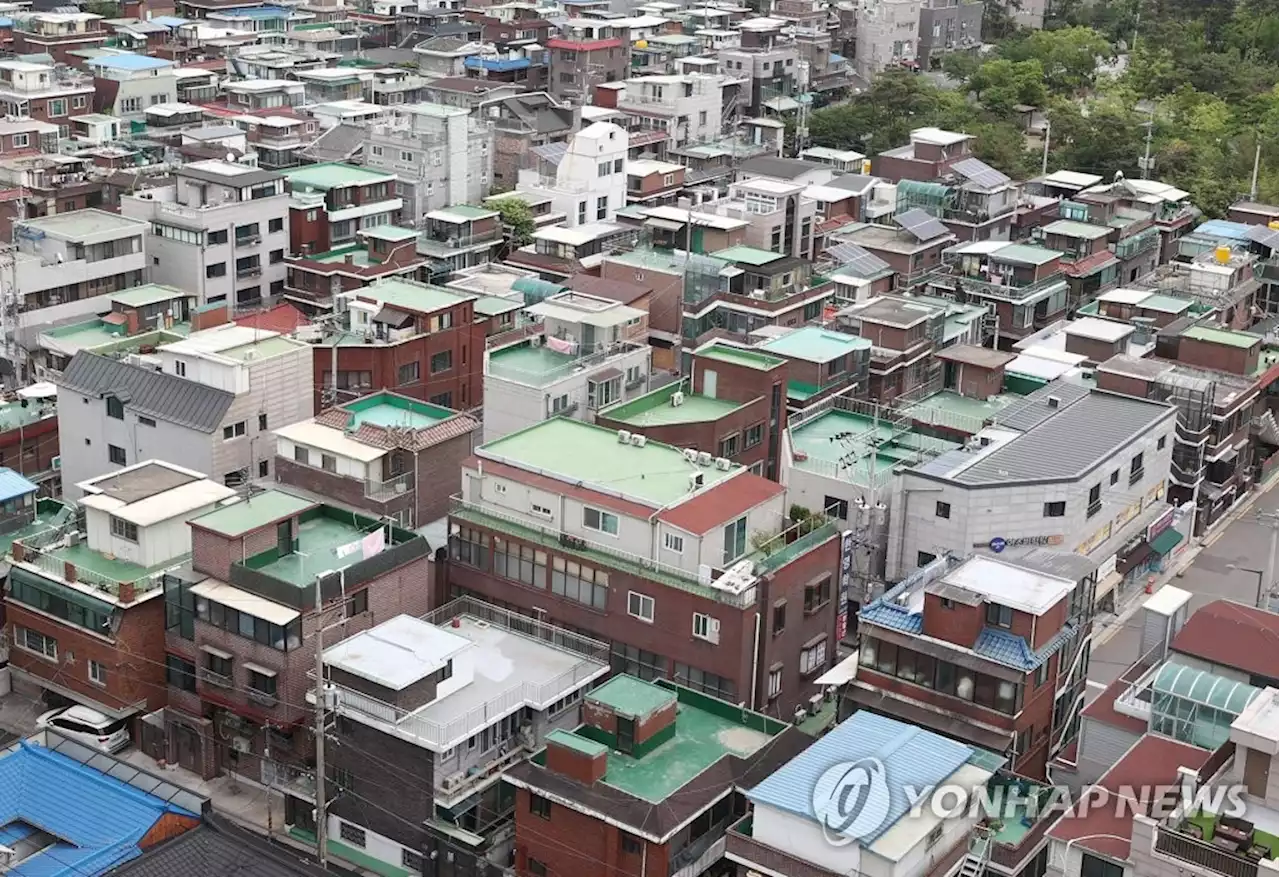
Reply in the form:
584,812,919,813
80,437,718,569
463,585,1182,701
213,4,291,15
0,742,199,877
464,56,532,72
0,468,37,503
88,54,173,72
745,711,975,845
859,601,922,633
1192,219,1252,242
148,16,189,27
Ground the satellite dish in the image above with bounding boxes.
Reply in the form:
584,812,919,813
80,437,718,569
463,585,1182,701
226,152,236,162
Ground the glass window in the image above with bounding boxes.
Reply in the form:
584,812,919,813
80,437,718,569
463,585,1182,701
722,516,746,564
582,506,619,535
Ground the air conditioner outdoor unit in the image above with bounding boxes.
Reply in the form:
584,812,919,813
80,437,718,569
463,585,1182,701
808,693,824,715
697,451,713,466
529,336,542,347
683,448,699,462
617,429,632,443
670,391,685,406
630,434,647,447
714,456,731,470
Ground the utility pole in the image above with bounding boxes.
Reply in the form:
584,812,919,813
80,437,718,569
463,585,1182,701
1139,106,1155,180
1041,118,1051,176
311,569,346,868
1249,138,1262,201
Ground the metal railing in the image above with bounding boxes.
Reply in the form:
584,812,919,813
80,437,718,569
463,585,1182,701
14,532,182,600
486,338,649,386
1154,826,1262,877
725,816,846,877
365,472,413,501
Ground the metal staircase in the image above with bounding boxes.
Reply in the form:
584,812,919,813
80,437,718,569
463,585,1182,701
957,829,992,877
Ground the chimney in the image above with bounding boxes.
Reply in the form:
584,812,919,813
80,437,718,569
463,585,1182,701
118,581,136,604
63,561,77,583
11,541,24,563
544,730,608,784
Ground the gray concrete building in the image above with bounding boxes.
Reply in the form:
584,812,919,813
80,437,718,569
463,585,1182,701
121,160,290,310
917,0,983,69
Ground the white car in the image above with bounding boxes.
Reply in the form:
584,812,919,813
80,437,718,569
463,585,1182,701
36,705,131,753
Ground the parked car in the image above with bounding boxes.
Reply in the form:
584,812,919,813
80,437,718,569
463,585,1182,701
36,705,130,753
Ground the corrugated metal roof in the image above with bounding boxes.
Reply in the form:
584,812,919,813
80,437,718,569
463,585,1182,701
988,380,1091,432
60,352,235,433
0,467,37,502
745,712,974,843
957,391,1175,485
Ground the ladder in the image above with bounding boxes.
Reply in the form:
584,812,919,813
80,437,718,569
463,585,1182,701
957,829,992,877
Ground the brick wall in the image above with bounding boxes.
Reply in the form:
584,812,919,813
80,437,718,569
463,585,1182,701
328,715,433,852
515,786,667,877
192,522,282,581
757,535,840,716
920,593,984,645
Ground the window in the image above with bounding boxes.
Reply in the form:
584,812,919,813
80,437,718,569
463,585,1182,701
72,95,87,109
772,600,786,635
321,454,337,473
248,669,277,698
430,392,453,408
269,249,284,264
743,422,763,449
722,516,747,564
768,665,782,698
138,415,156,427
587,376,620,409
49,98,67,116
346,588,368,617
223,421,247,440
621,835,642,855
450,526,489,568
614,158,623,173
692,612,718,642
402,848,425,874
800,638,827,674
824,495,849,520
106,396,124,419
493,538,547,588
804,577,831,614
627,591,655,623
338,823,366,848
718,434,738,457
1109,469,1119,486
430,350,452,373
15,627,56,660
611,641,665,681
269,218,284,233
108,444,127,466
918,551,936,567
400,150,415,162
551,394,572,414
397,361,420,385
1157,435,1166,450
577,201,587,224
528,860,548,877
83,658,106,686
530,793,552,819
1034,661,1049,688
1080,853,1125,877
582,506,619,536
936,501,951,519
175,360,186,377
258,460,269,478
663,532,684,553
293,446,310,466
596,195,608,220
208,229,228,245
598,161,611,177
166,655,196,691
258,413,268,431
1129,451,1144,484
986,603,1013,629
110,515,138,542
1087,483,1102,517
1043,501,1066,517
206,262,227,278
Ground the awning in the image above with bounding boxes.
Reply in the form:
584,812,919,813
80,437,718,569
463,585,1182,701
1117,543,1153,575
763,96,800,112
845,684,1011,752
1149,528,1185,556
1094,570,1123,601
644,217,685,232
814,652,859,686
190,579,302,625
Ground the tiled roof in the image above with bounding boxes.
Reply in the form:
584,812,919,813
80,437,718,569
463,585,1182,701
1170,599,1279,681
113,815,331,877
973,622,1076,671
657,473,784,535
60,352,234,433
860,601,923,634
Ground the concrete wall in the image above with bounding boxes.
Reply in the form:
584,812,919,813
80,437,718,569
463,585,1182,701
209,348,312,485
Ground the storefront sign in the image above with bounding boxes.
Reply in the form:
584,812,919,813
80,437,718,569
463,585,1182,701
1145,480,1166,506
1114,499,1142,529
972,534,1064,552
1147,507,1175,541
838,530,854,639
1096,554,1117,579
1076,521,1113,556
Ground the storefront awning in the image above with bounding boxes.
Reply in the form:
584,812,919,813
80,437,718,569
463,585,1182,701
1149,528,1185,556
814,652,859,686
1116,543,1153,575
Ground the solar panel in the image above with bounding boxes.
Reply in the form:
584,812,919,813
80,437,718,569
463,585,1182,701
825,242,890,276
531,142,567,167
951,157,1011,189
896,208,950,242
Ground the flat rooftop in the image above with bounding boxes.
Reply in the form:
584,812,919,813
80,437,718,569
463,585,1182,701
342,392,453,429
486,339,579,385
901,390,1021,428
598,382,747,427
478,418,739,507
253,510,383,587
789,409,960,486
189,490,316,537
16,209,147,240
0,397,56,433
758,326,870,363
352,279,474,316
941,555,1074,615
695,341,785,372
283,161,395,191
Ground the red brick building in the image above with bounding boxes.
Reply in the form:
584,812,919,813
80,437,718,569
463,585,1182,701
283,163,402,258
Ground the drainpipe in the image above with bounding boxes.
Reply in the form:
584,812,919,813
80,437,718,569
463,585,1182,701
750,605,762,709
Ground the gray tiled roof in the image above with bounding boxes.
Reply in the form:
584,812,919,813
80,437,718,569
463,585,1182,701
60,352,235,433
989,380,1091,432
113,816,333,877
738,156,826,181
953,390,1176,485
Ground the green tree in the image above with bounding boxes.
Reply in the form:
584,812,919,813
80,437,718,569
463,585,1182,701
490,198,535,248
967,58,1048,115
1001,26,1113,94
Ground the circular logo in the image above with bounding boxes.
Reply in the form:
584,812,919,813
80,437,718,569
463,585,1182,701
989,537,1007,553
811,757,891,846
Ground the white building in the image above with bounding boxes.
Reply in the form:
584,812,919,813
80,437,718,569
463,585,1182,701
482,290,652,442
516,121,628,228
85,54,179,121
122,160,290,309
854,0,926,80
614,73,727,147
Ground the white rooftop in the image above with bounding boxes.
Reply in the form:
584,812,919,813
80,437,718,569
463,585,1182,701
533,222,626,247
737,16,785,29
735,177,801,195
911,126,971,147
803,183,858,203
1064,316,1134,343
161,324,291,356
802,146,866,163
325,614,470,690
189,578,301,625
627,158,685,176
77,461,238,527
1097,287,1154,305
941,555,1076,616
1039,170,1103,189
1143,584,1193,617
1005,352,1079,382
1232,688,1279,749
642,204,747,230
274,420,386,463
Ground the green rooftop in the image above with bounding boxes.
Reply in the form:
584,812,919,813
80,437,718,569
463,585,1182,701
598,381,747,427
190,491,316,537
759,326,871,363
546,729,609,757
311,244,380,267
1182,325,1260,349
486,339,578,385
473,295,524,317
605,247,687,274
0,499,73,558
901,390,1021,430
1136,293,1193,313
995,243,1062,266
711,245,783,266
110,283,188,308
695,342,785,371
247,510,382,587
219,336,303,362
284,162,395,191
343,392,453,428
431,204,498,221
588,675,677,717
790,409,960,486
356,278,475,315
479,418,737,506
0,398,56,434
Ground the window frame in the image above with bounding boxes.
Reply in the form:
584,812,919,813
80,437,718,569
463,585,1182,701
627,591,655,623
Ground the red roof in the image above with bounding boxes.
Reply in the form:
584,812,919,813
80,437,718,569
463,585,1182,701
657,473,784,536
1063,250,1119,278
235,303,308,335
816,213,854,234
1170,599,1279,681
1080,674,1148,735
1047,736,1210,859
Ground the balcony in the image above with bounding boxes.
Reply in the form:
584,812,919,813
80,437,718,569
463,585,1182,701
417,228,501,259
236,265,263,279
1114,228,1159,260
12,527,184,601
365,472,413,501
1155,824,1272,877
199,666,232,688
235,235,262,248
725,815,844,877
984,776,1059,870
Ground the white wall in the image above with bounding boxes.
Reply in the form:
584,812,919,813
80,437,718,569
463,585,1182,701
753,804,862,875
275,437,373,480
325,817,420,876
209,347,313,485
693,493,787,571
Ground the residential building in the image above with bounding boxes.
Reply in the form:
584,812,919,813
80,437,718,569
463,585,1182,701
853,0,926,80
363,103,493,222
111,813,337,877
368,66,428,108
874,127,979,183
482,91,578,193
447,417,843,714
832,215,956,289
1037,218,1124,304
162,490,432,779
232,112,320,170
6,461,237,724
885,382,1178,584
755,326,873,409
417,204,504,281
418,77,524,112
917,0,983,68
895,155,1018,243
801,146,870,174
0,117,60,158
273,390,480,528
283,162,402,255
516,121,629,228
284,225,426,313
56,324,312,496
87,54,179,121
222,79,306,112
300,598,609,873
11,12,109,63
1074,176,1201,266
505,222,639,280
0,59,95,131
847,550,1095,780
727,711,1004,877
716,18,800,115
122,160,291,309
307,277,484,413
603,72,728,149
546,19,628,103
505,675,811,877
702,176,819,260
0,391,59,494
624,158,687,205
482,289,652,441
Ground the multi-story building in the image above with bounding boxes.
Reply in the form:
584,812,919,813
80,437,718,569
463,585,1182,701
885,382,1178,583
300,597,609,873
483,91,578,193
874,127,977,183
162,489,433,779
702,177,819,260
86,54,179,121
416,203,504,280
447,417,843,715
716,18,799,115
624,158,687,206
56,324,312,496
0,390,58,495
853,0,926,79
505,221,639,279
516,121,629,228
506,674,810,877
11,12,109,63
895,155,1018,243
273,390,479,528
222,79,307,112
603,72,728,149
1073,176,1201,266
362,103,493,222
284,225,426,313
307,277,485,413
482,289,652,441
849,549,1096,780
917,0,983,67
0,61,93,142
122,160,291,309
546,19,628,103
283,162,402,255
5,461,236,730
832,215,956,289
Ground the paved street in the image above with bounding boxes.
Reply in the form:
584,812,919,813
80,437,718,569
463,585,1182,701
1089,485,1278,685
